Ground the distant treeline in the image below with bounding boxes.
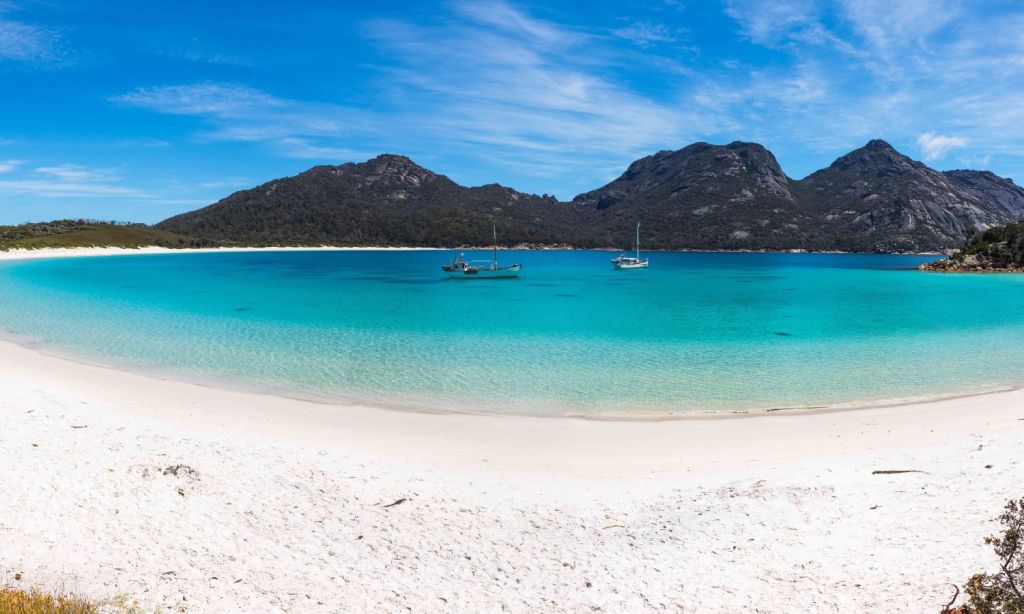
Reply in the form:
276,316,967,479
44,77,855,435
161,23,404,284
0,220,213,250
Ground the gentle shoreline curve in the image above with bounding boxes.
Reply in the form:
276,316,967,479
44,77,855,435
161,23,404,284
2,339,1022,611
0,245,946,262
7,319,1017,425
2,337,1022,476
2,250,1019,612
0,246,963,423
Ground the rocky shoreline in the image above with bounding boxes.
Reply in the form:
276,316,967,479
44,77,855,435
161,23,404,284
918,252,1024,272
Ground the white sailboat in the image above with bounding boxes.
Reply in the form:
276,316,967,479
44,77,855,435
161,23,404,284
611,222,649,269
442,225,521,278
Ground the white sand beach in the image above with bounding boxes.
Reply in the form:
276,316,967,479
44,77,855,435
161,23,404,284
10,0,1024,609
1,330,1022,612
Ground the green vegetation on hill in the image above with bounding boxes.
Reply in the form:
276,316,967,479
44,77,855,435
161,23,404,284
157,142,1024,253
7,141,1024,254
157,155,588,248
922,221,1024,271
0,220,212,250
963,221,1024,267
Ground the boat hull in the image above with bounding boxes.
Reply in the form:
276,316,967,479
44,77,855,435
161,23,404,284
445,264,521,278
612,259,648,270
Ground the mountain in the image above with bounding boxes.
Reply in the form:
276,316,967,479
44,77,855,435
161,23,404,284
570,141,828,250
797,140,1015,251
943,169,1024,219
158,154,590,247
573,139,1021,251
158,141,1024,252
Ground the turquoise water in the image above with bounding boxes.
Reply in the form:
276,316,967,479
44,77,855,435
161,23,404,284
1,250,1023,415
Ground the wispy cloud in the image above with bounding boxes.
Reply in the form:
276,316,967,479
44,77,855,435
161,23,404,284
0,178,143,198
147,39,252,67
0,159,21,173
0,163,142,198
361,0,701,183
113,138,172,148
724,0,821,46
35,163,121,182
112,83,371,160
612,21,681,47
106,0,1024,193
916,132,968,161
115,1,704,190
0,5,60,63
113,83,283,118
453,1,573,43
718,0,1024,174
956,154,991,169
838,0,958,71
199,177,251,189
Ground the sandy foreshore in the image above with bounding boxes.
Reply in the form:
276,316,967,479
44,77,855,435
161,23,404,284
0,246,1018,611
1,335,1021,612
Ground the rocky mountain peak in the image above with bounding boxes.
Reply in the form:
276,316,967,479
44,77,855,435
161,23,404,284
158,139,1024,253
827,139,919,175
864,138,896,151
356,154,439,187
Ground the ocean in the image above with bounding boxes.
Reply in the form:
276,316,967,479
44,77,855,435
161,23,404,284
1,249,1021,415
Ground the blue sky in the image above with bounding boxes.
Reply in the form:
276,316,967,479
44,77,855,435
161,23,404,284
1,0,1023,224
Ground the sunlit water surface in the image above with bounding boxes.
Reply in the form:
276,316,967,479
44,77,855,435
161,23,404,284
1,250,1022,415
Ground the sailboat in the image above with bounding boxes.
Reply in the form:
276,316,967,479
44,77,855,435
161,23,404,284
441,225,521,278
611,222,649,269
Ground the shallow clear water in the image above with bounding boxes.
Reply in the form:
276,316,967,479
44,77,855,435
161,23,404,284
1,250,1023,415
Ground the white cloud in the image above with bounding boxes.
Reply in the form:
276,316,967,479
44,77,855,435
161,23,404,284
454,0,572,44
116,1,704,186
148,42,252,67
35,164,121,182
956,154,991,168
0,179,143,198
198,177,251,189
612,22,680,47
839,0,957,54
0,159,21,173
361,0,701,180
113,83,370,160
0,163,144,199
916,132,968,160
724,0,818,45
0,7,60,63
109,0,1024,190
112,83,283,118
273,138,373,161
715,0,1024,177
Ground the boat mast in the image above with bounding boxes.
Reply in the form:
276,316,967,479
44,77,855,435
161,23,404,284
492,224,498,267
636,222,641,260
